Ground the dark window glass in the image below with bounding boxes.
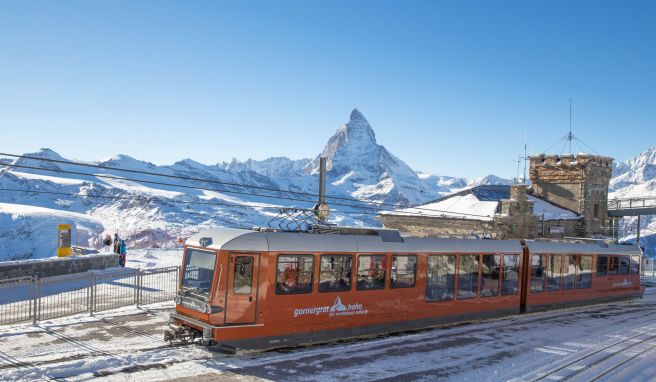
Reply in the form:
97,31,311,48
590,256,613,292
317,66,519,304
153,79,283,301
597,256,608,276
457,255,480,299
391,255,417,288
619,256,630,275
356,255,386,290
577,255,592,289
630,256,640,274
608,256,619,275
501,254,519,295
594,204,600,218
276,255,314,294
426,255,455,301
530,255,546,293
547,255,563,291
563,255,576,290
481,254,501,297
319,255,353,292
182,249,216,298
233,256,254,294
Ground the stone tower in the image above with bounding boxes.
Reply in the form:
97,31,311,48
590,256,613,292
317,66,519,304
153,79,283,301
528,154,613,237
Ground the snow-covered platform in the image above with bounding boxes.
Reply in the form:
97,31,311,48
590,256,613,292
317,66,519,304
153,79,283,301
0,287,655,381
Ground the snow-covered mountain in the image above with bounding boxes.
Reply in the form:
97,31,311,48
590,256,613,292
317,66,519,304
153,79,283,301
0,109,471,260
610,145,656,256
1,109,653,261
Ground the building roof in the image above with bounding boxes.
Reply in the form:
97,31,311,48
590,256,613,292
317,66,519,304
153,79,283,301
380,184,581,222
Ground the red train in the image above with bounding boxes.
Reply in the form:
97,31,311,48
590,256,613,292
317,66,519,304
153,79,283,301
165,227,642,352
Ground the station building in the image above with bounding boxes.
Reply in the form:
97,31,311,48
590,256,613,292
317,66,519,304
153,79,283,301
379,154,615,240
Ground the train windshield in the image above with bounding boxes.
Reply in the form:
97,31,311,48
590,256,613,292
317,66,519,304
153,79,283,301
181,248,216,298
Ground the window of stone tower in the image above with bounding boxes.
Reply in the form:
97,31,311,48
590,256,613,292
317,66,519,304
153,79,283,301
594,204,600,219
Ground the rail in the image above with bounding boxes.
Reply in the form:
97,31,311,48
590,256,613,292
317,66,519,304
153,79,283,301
0,266,179,326
608,197,656,216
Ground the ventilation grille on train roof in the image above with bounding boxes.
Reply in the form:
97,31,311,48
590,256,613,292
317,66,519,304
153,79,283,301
328,226,404,242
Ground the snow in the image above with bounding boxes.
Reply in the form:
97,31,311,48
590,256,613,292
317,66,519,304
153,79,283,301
384,189,580,221
386,193,497,220
0,282,653,381
0,202,104,260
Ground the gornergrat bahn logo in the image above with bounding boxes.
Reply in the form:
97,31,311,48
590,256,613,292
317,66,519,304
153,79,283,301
293,297,368,318
611,278,633,288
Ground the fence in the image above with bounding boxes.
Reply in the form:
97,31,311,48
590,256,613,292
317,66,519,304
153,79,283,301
0,266,179,326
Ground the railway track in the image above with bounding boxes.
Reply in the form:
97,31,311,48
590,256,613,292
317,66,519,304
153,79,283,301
530,325,656,381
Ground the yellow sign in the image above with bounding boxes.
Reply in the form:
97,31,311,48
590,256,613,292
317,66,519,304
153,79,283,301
57,224,72,257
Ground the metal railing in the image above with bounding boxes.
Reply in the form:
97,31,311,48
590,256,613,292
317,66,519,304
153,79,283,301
0,266,179,326
608,197,656,211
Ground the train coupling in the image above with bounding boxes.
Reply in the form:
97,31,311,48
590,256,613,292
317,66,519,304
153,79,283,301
164,323,199,345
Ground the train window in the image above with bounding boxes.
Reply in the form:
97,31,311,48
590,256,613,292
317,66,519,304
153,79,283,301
319,255,353,292
181,248,216,297
356,255,386,290
457,255,480,299
577,255,592,289
501,255,519,295
546,255,563,291
597,256,608,276
232,256,254,294
562,255,576,290
426,255,455,301
480,254,500,297
391,255,417,288
530,255,546,293
608,257,619,275
619,256,630,275
630,256,640,274
276,255,314,294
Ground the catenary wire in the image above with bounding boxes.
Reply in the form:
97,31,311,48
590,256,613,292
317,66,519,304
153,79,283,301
0,161,495,219
0,152,424,209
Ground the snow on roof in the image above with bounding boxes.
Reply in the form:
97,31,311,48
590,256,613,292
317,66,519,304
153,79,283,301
381,185,580,221
381,192,497,221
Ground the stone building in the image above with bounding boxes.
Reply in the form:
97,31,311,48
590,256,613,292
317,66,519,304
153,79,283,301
379,153,614,240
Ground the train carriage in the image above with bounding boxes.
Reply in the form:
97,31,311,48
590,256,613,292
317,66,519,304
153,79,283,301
165,227,642,352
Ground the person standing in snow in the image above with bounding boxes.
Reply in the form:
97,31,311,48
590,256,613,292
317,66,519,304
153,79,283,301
119,239,127,267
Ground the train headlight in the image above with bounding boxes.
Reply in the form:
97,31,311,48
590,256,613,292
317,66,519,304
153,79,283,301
174,296,182,305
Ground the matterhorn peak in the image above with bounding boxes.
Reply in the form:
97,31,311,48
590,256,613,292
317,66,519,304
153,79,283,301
343,108,376,144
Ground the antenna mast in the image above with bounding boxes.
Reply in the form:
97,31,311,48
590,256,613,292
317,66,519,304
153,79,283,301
568,98,573,154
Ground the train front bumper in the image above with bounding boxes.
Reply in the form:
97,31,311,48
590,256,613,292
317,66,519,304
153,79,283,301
168,312,219,345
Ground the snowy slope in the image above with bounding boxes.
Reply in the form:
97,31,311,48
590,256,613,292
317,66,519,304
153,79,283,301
0,110,470,260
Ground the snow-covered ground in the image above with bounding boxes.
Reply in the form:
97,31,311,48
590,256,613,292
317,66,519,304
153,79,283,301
1,250,654,381
0,265,654,381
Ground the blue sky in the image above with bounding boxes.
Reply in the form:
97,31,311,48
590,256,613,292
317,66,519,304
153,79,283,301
1,1,654,179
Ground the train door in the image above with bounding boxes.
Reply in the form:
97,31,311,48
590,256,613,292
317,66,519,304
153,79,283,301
519,245,530,313
225,253,260,324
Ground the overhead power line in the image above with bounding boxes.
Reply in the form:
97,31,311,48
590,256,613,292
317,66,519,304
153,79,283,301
0,187,488,220
0,161,494,219
0,151,498,217
0,152,393,207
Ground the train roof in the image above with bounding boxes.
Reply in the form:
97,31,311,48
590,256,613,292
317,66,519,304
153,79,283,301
186,228,642,256
186,228,522,253
525,240,641,255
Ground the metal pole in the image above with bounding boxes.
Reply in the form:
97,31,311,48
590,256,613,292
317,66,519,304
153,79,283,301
636,214,641,250
319,157,326,205
32,275,39,326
